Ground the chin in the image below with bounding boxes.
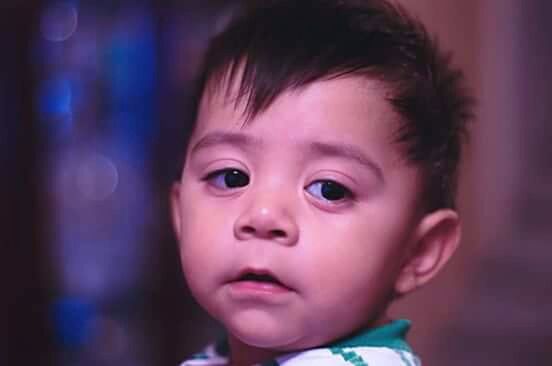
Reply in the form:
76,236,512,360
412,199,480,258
225,312,305,350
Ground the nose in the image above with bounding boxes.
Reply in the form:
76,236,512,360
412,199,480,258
234,195,299,246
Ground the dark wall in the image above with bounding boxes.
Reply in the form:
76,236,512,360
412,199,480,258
1,2,54,366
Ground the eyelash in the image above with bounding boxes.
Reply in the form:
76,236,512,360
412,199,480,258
201,168,354,203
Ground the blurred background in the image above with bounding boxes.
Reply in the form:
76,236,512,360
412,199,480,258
2,0,551,365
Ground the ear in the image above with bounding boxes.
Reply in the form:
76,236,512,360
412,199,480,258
170,182,183,241
394,209,461,295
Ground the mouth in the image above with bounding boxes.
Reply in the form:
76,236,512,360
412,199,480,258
228,268,293,292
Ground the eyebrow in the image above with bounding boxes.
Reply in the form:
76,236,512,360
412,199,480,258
190,130,383,181
190,131,261,154
309,141,384,181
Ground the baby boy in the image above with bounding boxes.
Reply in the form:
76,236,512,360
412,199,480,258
171,0,473,365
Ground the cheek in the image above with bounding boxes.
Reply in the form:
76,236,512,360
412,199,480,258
310,210,405,257
300,210,409,294
177,192,230,278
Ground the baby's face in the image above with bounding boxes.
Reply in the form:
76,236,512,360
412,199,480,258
172,76,424,350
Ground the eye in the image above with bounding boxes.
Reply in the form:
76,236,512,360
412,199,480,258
305,180,352,202
203,168,250,189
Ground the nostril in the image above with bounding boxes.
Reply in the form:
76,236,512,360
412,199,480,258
270,229,287,238
242,226,255,234
236,223,290,240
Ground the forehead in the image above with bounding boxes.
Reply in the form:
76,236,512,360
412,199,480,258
194,75,400,149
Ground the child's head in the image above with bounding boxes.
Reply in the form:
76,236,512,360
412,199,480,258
171,0,472,358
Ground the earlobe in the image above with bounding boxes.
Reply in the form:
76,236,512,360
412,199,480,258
170,182,183,241
394,209,461,295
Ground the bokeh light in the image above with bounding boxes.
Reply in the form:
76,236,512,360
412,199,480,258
39,77,72,117
41,3,79,42
75,153,119,202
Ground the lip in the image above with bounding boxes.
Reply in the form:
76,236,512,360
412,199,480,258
226,267,294,297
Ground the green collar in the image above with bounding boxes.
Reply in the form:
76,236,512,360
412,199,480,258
328,319,413,352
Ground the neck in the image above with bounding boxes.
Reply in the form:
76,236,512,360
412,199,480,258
228,335,282,366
